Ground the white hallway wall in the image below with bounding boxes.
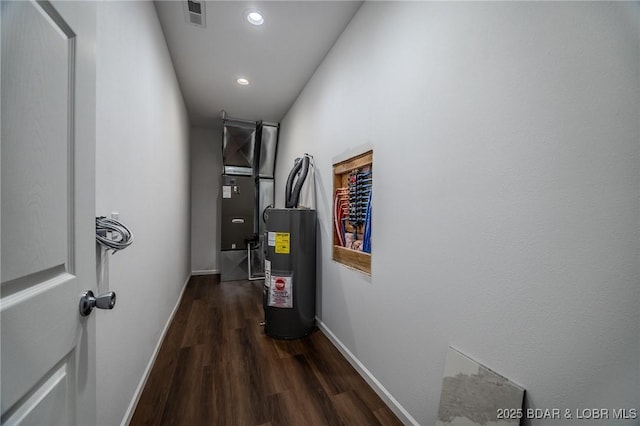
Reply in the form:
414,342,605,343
191,127,222,274
95,2,190,425
276,2,640,425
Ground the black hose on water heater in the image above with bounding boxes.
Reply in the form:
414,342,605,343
285,158,302,208
285,155,310,208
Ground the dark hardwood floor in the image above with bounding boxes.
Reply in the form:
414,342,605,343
130,275,402,426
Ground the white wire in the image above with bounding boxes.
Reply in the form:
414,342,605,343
96,217,134,254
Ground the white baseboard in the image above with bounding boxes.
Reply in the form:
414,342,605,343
121,274,191,426
316,318,419,426
191,269,220,276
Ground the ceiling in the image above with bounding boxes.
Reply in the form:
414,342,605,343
154,1,362,128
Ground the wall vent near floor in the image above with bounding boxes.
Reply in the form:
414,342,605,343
184,0,206,28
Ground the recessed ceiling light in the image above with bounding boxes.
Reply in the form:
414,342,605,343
245,9,264,26
236,78,250,86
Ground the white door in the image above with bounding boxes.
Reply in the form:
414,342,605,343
1,1,97,424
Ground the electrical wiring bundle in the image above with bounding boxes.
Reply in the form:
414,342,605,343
95,216,134,254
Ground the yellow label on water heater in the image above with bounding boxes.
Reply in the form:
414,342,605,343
275,232,290,254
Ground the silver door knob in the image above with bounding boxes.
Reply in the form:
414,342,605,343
79,290,116,316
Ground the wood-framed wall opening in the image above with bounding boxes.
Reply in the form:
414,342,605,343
332,150,372,275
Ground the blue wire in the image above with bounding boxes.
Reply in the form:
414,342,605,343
363,191,372,253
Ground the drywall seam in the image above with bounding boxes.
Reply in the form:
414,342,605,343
120,273,191,426
191,269,220,276
316,318,419,426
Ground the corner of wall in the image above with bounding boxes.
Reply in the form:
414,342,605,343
190,127,223,273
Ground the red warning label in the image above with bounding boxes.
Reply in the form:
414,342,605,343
268,275,293,308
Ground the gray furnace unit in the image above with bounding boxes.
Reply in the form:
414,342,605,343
264,208,316,339
220,113,278,281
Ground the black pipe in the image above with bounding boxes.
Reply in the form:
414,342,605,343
289,155,310,208
285,157,302,208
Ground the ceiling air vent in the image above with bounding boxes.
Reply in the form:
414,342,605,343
184,0,206,28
